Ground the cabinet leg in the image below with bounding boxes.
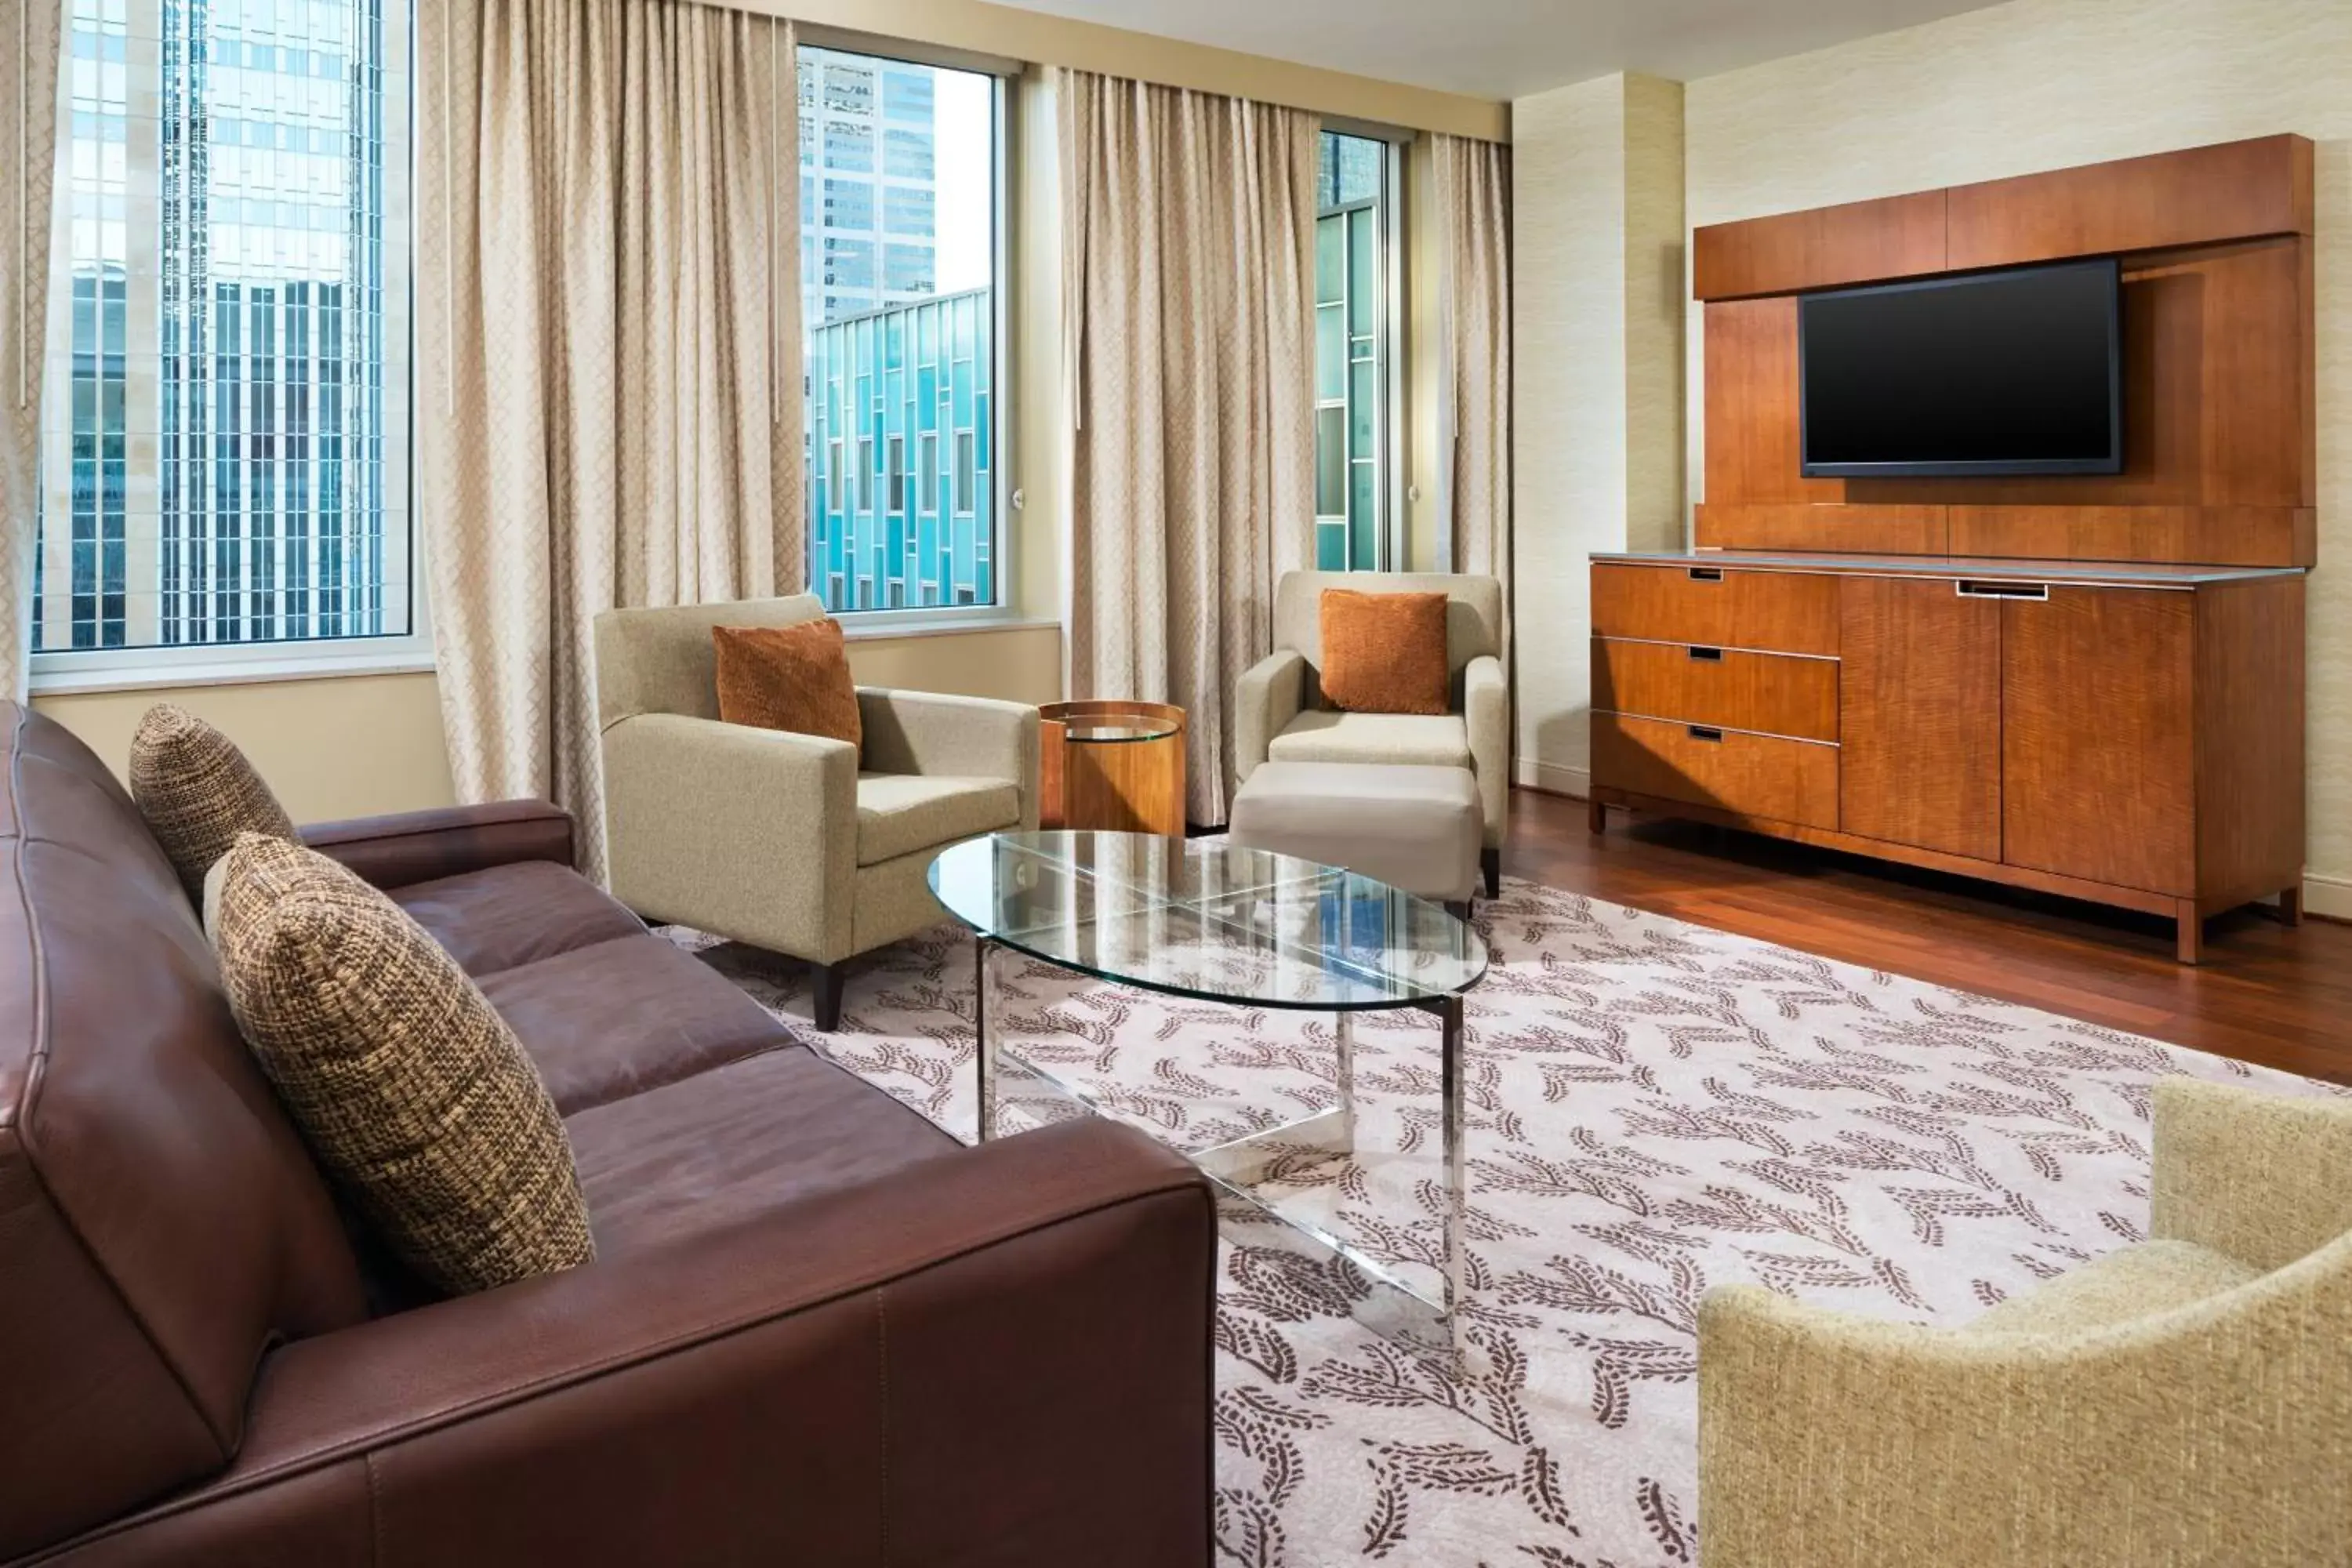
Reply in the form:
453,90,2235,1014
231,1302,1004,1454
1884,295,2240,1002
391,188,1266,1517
2174,901,2204,967
2278,884,2304,927
1588,797,1607,835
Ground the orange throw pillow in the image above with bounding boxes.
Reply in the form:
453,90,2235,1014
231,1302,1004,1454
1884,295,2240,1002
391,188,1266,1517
713,619,863,750
1318,589,1450,715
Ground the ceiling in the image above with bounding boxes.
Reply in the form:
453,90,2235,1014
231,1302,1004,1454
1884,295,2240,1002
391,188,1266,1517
998,0,2009,101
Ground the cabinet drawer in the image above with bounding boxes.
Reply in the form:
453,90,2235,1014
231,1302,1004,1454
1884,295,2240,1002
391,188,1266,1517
1592,638,1838,742
1592,564,1840,655
1593,713,1838,829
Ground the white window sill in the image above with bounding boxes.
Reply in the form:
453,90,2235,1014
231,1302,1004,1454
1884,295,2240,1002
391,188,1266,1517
29,641,438,698
837,613,1060,641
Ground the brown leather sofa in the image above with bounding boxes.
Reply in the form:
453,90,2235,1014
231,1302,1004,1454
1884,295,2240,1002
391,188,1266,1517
0,704,1215,1566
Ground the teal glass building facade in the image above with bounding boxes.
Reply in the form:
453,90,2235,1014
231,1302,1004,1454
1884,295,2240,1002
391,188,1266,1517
805,287,993,612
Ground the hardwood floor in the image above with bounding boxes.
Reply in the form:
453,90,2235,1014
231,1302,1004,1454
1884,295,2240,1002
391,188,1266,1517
1506,789,2352,1086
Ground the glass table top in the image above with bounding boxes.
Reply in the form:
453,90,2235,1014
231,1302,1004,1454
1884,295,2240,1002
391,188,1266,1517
927,831,1488,1011
1058,723,1178,743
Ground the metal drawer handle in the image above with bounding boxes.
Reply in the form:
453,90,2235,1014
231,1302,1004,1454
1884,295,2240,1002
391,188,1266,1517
1956,579,2049,600
1686,725,1725,743
1687,645,1725,662
1688,567,1724,583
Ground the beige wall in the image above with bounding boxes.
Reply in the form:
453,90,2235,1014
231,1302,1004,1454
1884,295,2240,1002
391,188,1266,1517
1682,0,2351,915
38,4,1503,825
1509,72,1686,795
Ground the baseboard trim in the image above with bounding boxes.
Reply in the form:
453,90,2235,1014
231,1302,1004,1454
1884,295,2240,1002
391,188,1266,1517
1515,757,1589,799
2303,873,2352,924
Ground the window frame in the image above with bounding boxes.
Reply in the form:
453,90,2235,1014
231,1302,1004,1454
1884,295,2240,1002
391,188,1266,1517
795,28,1016,632
1312,118,1413,575
30,0,430,696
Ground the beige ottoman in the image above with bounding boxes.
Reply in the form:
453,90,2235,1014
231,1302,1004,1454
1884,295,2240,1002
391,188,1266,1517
1229,761,1483,908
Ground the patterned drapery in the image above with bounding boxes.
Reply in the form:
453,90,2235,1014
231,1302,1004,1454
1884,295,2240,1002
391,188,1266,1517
1058,69,1318,825
417,0,803,877
1,0,64,700
1433,133,1513,648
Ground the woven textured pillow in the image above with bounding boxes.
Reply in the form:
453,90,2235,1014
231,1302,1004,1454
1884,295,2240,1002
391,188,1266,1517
713,617,863,750
129,702,299,901
210,831,595,1295
1318,589,1451,715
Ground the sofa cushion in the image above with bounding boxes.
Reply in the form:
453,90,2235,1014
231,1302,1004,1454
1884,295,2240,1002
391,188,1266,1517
392,858,646,979
1317,588,1451,715
212,833,597,1295
1229,761,1481,901
128,702,298,901
566,1044,960,1259
1269,710,1472,770
856,773,1021,866
714,617,863,751
1965,1238,2259,1336
479,935,795,1115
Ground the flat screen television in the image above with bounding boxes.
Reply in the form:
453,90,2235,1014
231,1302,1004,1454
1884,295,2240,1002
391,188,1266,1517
1798,258,2123,478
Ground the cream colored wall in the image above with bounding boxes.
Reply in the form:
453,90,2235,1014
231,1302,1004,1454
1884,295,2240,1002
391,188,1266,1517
35,673,459,822
1682,0,2352,916
1509,73,1686,795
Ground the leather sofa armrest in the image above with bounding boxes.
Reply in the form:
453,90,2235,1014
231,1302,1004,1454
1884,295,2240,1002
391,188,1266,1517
64,1119,1217,1567
299,800,575,891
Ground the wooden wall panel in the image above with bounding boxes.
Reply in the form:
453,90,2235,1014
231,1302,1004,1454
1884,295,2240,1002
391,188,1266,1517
1693,189,1947,301
2193,575,2306,909
1944,135,2312,270
1838,578,2001,861
1946,505,2315,568
1694,503,1947,555
2001,588,2195,895
1701,298,1836,506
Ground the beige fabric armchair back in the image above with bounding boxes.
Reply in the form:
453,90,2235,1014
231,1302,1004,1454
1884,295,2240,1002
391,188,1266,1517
595,596,1039,1029
1236,571,1508,890
1700,1077,2352,1568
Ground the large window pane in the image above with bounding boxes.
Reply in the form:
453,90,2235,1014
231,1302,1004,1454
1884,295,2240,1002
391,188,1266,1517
1312,130,1389,575
37,0,416,655
801,46,998,614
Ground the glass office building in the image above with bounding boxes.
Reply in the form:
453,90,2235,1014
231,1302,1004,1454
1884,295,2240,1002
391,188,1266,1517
799,47,996,613
38,0,412,653
1315,131,1388,572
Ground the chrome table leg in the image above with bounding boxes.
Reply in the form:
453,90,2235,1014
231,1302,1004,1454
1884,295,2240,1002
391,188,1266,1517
975,935,997,1142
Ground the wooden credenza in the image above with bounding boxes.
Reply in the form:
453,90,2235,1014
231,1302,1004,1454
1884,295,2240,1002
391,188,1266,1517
1587,552,2307,962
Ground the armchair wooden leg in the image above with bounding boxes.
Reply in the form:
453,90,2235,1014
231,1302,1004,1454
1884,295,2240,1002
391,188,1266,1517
1481,847,1501,901
811,961,848,1032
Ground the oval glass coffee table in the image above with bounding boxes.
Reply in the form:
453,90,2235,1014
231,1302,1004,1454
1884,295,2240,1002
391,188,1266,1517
928,829,1489,1363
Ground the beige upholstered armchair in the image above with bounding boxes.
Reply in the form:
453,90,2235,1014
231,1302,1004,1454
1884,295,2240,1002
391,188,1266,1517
594,595,1038,1030
1235,571,1508,895
1700,1077,2352,1567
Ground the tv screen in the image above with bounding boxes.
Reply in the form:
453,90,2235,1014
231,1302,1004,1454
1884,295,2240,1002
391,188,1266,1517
1799,259,2123,478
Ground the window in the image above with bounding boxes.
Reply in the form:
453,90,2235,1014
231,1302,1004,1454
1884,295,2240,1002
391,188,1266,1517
800,45,1000,615
37,0,416,673
1314,130,1393,572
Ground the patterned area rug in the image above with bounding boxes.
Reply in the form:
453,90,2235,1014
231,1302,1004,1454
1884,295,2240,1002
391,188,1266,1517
664,877,2342,1567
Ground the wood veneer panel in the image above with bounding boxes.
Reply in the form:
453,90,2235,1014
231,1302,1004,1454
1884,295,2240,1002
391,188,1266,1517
1944,135,2313,270
2194,576,2305,909
1945,506,2316,568
1592,714,1838,829
1702,298,1836,506
2002,588,2194,895
1694,503,1948,555
1590,564,1840,656
1693,189,1947,300
1837,577,2001,860
1592,639,1838,742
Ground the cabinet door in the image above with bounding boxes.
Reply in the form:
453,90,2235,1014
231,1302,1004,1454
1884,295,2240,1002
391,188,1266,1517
1838,575,2002,859
2002,586,2194,894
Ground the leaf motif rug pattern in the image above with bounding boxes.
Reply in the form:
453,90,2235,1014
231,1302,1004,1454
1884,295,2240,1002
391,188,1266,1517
662,877,2343,1567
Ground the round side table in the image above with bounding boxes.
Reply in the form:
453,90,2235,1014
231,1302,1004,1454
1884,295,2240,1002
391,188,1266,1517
1037,700,1187,836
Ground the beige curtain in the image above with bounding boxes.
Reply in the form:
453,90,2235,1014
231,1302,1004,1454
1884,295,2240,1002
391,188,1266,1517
1,0,63,700
418,0,802,877
1058,70,1316,826
1433,134,1512,637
